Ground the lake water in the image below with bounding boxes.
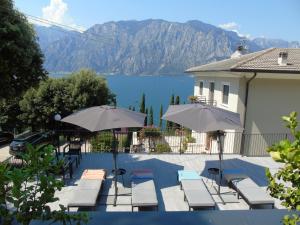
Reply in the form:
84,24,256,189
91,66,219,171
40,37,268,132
51,74,195,126
106,74,195,126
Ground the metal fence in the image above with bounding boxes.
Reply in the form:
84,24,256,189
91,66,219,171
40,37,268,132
56,129,294,157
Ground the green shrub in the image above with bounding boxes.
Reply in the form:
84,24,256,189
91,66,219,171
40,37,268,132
139,127,162,151
182,133,196,151
266,112,300,225
0,144,88,225
139,127,162,140
155,143,171,153
90,132,115,152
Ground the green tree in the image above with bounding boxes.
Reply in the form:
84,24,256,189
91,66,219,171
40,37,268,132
175,96,180,105
170,94,175,105
144,108,148,126
159,104,163,129
174,96,181,129
19,69,115,130
149,106,154,126
0,144,88,225
0,0,47,130
139,93,146,113
167,94,175,130
266,112,300,225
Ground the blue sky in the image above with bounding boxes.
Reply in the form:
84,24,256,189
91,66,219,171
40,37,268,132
15,0,300,41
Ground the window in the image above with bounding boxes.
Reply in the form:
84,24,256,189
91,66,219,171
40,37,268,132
209,82,215,102
222,84,230,104
199,81,204,95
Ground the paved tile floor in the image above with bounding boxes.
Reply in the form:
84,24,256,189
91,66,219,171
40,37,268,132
48,153,285,212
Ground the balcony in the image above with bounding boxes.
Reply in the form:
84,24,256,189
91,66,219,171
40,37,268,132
194,95,217,106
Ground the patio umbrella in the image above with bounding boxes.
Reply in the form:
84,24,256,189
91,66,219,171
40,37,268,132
162,103,242,199
61,105,146,206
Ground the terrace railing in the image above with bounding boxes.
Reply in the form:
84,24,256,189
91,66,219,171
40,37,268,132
54,129,293,157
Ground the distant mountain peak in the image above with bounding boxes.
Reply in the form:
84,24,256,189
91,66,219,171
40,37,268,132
34,19,299,75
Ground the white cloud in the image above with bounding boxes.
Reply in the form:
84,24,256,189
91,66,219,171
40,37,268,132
42,0,68,24
39,0,85,32
219,22,239,31
219,22,250,39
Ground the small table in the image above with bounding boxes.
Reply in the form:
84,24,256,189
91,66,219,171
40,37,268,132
207,167,220,186
112,168,126,185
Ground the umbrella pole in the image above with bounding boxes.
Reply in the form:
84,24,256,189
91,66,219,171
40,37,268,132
217,130,225,204
113,129,118,206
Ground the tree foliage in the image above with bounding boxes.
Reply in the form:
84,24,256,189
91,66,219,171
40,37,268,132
0,0,47,130
149,106,154,126
188,95,198,103
139,127,161,152
175,96,180,105
0,144,88,225
90,132,115,152
159,104,163,128
19,69,115,130
166,94,175,130
266,111,300,225
139,93,145,114
144,108,148,126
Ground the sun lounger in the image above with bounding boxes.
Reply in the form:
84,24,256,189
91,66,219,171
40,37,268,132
223,171,275,209
131,170,158,211
181,179,216,211
177,170,202,189
81,169,106,180
231,177,275,209
67,170,105,211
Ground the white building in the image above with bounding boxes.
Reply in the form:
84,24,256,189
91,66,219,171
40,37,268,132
186,48,300,156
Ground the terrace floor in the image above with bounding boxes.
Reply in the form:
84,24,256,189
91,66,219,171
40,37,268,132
48,152,285,212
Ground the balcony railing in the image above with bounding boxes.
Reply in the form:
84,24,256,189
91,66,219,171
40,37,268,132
194,95,217,106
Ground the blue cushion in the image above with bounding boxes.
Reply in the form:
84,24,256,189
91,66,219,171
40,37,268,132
177,170,201,182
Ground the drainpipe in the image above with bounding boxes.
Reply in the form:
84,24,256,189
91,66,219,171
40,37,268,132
240,72,257,156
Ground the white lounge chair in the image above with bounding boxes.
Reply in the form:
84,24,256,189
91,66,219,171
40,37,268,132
131,170,158,211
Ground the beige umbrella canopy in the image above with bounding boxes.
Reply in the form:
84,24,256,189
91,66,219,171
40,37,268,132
162,103,242,200
61,105,146,206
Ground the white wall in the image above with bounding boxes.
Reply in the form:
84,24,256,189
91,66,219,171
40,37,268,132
194,75,241,113
193,74,243,153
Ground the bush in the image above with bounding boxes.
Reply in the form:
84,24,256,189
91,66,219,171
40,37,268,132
182,133,196,151
139,127,161,140
139,127,162,151
90,132,115,152
0,144,88,225
155,143,171,153
266,112,300,225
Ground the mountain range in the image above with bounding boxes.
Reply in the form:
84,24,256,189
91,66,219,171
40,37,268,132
34,19,300,75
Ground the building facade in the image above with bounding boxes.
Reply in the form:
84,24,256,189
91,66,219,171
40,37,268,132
186,48,300,156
